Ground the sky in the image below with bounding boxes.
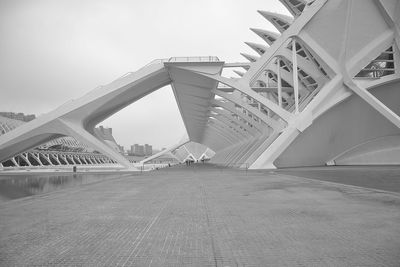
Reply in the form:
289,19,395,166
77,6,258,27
0,0,289,150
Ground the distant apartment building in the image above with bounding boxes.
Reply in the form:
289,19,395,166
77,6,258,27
95,126,113,141
131,144,144,156
94,125,124,154
129,143,153,156
0,112,35,122
144,144,152,156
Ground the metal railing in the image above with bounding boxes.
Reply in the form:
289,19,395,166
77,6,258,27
167,56,220,62
144,56,220,68
107,56,221,84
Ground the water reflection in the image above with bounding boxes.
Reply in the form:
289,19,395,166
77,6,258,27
0,173,126,202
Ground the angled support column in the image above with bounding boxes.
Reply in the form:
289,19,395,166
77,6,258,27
208,122,241,143
169,65,292,122
374,0,400,50
11,157,19,167
277,59,283,108
211,100,264,132
32,153,44,166
212,118,247,141
209,75,293,122
344,77,400,128
43,154,54,166
19,153,32,166
242,131,280,166
292,39,300,114
203,126,234,147
212,89,283,131
264,67,309,95
208,114,250,139
50,154,61,165
210,111,256,137
276,48,327,86
250,74,343,169
209,107,258,136
338,1,400,129
58,119,133,168
0,62,169,169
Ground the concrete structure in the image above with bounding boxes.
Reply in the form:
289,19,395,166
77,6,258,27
0,116,120,168
1,0,400,170
172,142,215,163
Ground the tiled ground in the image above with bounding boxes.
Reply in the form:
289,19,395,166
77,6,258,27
1,164,400,266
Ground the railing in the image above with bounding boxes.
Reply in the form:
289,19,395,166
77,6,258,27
110,57,203,84
143,56,220,68
167,56,220,62
106,56,222,84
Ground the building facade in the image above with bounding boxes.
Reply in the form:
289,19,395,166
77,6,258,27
0,0,399,170
144,144,152,156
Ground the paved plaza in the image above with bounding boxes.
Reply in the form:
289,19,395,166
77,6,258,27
1,165,400,266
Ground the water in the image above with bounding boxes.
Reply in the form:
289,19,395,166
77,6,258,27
0,173,131,202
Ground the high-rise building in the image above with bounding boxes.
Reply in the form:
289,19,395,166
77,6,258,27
0,112,35,122
144,144,152,156
94,126,124,154
131,144,145,156
129,143,152,156
118,145,125,154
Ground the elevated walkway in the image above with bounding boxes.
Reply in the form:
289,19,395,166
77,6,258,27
0,57,223,170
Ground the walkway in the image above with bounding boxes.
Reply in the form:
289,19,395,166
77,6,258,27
1,165,399,266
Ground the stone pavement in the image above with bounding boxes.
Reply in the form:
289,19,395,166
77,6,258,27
0,164,399,266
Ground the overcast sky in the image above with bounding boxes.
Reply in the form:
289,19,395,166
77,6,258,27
0,0,289,150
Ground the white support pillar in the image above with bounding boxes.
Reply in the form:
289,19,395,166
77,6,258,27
58,119,133,168
344,78,400,129
59,155,68,165
50,154,61,165
277,58,283,108
292,39,299,114
11,157,19,167
44,154,54,166
20,153,32,166
32,153,43,166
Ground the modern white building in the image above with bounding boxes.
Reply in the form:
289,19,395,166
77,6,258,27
0,115,120,167
1,0,399,170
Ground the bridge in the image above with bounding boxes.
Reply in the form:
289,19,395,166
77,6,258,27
1,0,400,170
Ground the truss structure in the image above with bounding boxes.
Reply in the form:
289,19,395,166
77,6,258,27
1,0,400,170
0,116,121,168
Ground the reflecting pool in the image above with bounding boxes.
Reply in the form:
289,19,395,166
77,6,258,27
0,172,131,202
